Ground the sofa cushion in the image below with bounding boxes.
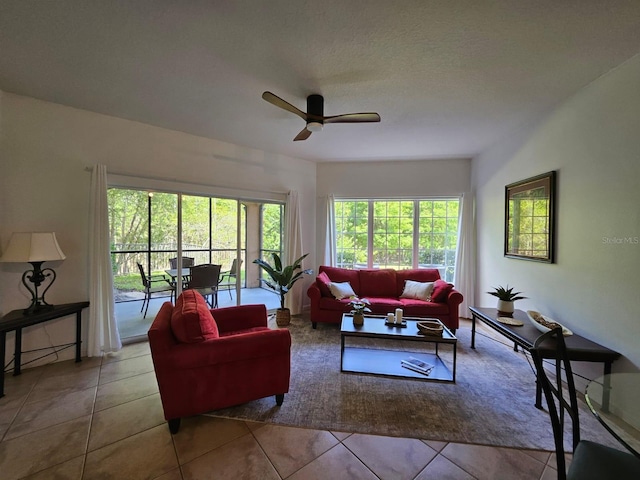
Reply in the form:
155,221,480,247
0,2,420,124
328,281,356,300
400,298,450,315
396,269,441,297
319,266,360,294
171,290,219,343
316,271,332,297
400,280,435,301
431,279,454,303
358,269,397,298
365,297,403,314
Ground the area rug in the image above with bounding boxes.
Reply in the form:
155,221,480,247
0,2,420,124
207,315,616,451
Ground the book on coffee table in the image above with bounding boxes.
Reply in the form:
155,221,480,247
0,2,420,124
401,357,434,375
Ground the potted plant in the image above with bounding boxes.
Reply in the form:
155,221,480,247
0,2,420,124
253,253,313,326
487,285,527,316
347,297,371,326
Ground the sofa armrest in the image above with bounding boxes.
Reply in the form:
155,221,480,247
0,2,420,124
446,288,463,308
307,283,321,302
210,304,268,333
157,329,291,369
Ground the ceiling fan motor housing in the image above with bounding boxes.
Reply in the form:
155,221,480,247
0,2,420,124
307,94,324,119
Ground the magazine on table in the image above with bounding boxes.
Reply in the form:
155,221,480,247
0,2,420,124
401,356,434,375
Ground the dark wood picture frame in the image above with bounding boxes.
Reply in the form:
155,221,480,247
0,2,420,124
504,171,556,263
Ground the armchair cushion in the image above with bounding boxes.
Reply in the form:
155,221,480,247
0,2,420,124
170,289,219,343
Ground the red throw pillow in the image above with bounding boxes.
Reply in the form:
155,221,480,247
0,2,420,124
171,290,219,343
431,280,453,303
316,271,332,297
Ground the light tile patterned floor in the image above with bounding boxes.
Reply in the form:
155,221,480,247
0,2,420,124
0,340,562,479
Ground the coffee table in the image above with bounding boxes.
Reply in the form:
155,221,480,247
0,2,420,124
340,314,457,382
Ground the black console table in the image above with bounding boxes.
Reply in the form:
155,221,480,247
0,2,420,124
0,301,89,397
469,307,620,409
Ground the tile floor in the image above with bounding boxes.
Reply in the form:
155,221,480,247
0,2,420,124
0,341,565,479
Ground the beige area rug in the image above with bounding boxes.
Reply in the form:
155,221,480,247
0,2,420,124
207,315,616,451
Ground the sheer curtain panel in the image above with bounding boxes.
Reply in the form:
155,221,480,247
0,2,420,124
284,190,304,314
453,192,475,317
88,164,121,356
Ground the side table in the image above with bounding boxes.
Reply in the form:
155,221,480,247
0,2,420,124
0,301,89,397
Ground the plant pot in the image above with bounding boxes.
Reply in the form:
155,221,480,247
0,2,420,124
352,313,364,326
497,300,514,316
275,308,291,327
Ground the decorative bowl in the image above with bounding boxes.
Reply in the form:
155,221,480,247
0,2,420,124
526,310,573,336
417,320,444,336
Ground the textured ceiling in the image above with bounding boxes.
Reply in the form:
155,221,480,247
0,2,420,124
1,1,640,162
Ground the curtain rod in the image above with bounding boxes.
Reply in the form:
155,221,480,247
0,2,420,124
83,166,288,198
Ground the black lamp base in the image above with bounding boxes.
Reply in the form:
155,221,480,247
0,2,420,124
21,262,57,316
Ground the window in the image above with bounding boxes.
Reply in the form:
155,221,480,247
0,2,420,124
335,198,460,281
258,203,284,284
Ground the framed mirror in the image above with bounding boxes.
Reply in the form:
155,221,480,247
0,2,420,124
504,171,556,263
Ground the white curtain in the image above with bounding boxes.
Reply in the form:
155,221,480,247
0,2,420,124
454,192,475,318
322,194,336,266
88,164,121,356
284,190,304,314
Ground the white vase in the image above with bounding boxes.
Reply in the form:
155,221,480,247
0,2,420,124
497,300,514,315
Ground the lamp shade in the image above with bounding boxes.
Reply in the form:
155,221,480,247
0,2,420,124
0,232,66,263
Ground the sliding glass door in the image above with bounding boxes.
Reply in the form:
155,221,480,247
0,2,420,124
108,187,283,339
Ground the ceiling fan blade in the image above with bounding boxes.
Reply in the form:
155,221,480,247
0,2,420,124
262,91,306,120
294,127,312,141
324,113,381,124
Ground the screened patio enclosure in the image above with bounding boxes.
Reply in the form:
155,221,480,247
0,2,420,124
108,188,283,339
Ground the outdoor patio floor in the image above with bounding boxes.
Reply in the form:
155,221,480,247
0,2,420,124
116,287,281,341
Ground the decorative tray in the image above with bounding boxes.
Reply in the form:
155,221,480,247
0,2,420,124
417,320,444,336
385,320,407,327
526,310,573,336
497,316,524,326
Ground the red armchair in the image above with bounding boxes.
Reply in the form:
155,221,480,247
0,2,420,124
148,290,291,433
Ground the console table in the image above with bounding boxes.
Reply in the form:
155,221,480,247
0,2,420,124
469,307,620,408
0,301,89,397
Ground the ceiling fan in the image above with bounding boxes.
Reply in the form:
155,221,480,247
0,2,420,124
262,91,381,141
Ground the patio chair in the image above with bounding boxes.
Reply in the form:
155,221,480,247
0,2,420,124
219,258,243,300
169,256,195,269
531,328,640,479
137,263,176,318
185,264,222,307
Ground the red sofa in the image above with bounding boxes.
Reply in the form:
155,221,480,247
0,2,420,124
148,290,291,433
307,266,463,331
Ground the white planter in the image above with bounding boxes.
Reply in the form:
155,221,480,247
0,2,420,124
497,300,514,315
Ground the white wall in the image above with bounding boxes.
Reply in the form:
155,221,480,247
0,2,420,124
315,158,471,268
473,54,640,371
0,93,316,365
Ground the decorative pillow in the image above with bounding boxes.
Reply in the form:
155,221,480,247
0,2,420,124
170,290,219,343
328,281,356,300
431,279,454,303
316,271,332,297
400,280,434,301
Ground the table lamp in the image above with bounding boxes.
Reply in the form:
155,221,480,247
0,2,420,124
0,232,66,314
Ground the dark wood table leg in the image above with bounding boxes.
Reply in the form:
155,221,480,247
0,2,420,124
471,313,476,349
602,361,613,412
13,328,22,376
535,379,543,409
75,310,82,363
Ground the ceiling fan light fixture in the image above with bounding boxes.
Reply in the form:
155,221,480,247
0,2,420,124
307,121,323,132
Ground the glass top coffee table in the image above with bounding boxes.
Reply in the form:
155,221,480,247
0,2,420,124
340,314,457,382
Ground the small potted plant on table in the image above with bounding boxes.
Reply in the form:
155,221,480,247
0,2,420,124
487,285,527,316
347,297,371,326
